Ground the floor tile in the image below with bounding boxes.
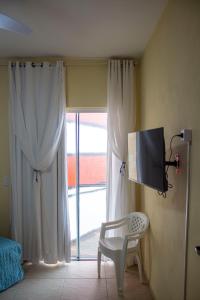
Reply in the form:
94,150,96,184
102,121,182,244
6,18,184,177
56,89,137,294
0,285,17,300
0,261,152,300
61,279,107,300
104,261,140,279
106,278,153,300
13,278,63,300
24,261,106,279
104,262,152,300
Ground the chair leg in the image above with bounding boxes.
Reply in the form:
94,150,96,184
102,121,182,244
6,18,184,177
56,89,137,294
114,259,125,295
97,247,101,278
135,253,143,283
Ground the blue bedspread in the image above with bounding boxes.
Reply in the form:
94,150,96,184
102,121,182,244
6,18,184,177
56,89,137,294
0,237,24,292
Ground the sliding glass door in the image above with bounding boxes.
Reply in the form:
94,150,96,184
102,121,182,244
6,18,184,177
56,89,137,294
66,112,107,259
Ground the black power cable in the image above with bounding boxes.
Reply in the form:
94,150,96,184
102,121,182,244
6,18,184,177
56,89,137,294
158,133,183,198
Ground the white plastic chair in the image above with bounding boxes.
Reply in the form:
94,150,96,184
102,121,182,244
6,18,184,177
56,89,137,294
97,212,149,295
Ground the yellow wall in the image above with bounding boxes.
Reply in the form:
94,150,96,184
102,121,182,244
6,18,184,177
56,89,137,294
0,58,107,237
140,0,200,299
66,60,107,108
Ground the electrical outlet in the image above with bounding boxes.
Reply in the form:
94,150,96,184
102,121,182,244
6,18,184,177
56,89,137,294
181,129,192,143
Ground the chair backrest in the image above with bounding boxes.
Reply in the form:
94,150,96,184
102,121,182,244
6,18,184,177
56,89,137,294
126,212,149,235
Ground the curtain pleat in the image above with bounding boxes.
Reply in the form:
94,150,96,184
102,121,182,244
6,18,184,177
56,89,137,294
107,60,135,225
9,61,71,263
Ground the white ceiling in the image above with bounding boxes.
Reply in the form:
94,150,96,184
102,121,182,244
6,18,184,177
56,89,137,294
0,0,168,58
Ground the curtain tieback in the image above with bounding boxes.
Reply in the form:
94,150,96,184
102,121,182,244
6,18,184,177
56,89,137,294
33,169,41,182
120,161,126,176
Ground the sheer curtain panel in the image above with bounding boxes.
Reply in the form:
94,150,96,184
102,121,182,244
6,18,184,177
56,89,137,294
9,61,71,263
107,60,135,224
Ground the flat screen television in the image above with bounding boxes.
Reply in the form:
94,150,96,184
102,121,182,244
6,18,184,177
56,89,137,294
128,127,168,192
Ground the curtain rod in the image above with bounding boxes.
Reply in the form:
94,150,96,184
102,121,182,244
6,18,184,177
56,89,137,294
0,61,106,67
0,59,138,67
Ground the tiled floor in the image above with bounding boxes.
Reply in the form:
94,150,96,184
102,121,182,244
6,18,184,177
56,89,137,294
0,261,153,300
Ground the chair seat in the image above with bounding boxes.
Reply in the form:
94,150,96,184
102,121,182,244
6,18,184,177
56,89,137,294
100,237,138,251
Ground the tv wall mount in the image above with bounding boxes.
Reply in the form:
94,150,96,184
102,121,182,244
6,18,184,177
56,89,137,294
165,153,180,169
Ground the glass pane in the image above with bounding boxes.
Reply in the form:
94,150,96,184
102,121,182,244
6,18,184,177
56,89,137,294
66,113,77,258
79,113,107,258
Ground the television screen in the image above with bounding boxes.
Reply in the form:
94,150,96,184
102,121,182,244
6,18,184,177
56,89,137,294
128,127,168,192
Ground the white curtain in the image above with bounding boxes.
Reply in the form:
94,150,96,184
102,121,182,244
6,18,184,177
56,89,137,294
107,60,135,223
9,61,71,263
